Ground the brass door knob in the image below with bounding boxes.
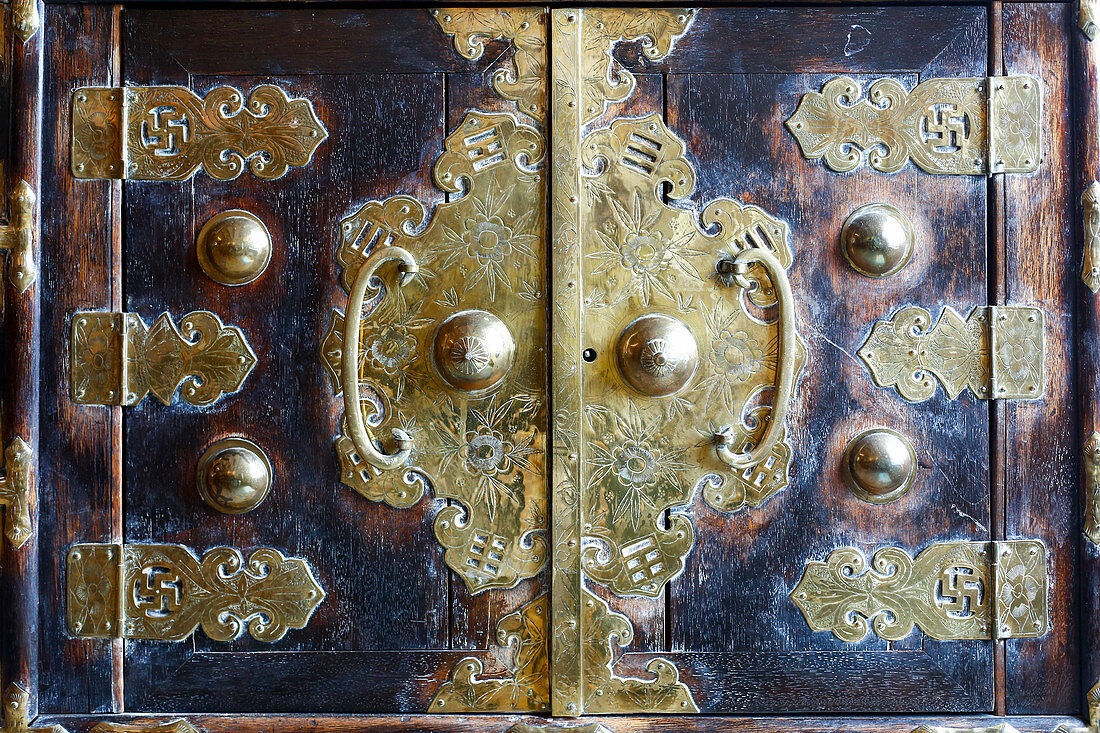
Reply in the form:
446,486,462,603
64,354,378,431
841,427,917,503
841,203,914,278
432,309,516,393
615,314,698,397
197,437,273,514
196,209,272,286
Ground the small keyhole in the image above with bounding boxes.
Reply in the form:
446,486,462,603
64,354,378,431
582,348,597,363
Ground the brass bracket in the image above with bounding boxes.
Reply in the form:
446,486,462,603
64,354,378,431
1084,181,1100,293
792,539,1049,642
859,305,1045,402
71,85,328,181
70,310,256,407
67,543,325,642
1086,432,1100,546
0,181,37,293
786,75,1041,175
0,437,32,548
11,0,40,44
1,685,65,733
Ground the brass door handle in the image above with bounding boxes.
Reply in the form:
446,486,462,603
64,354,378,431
341,246,419,470
714,246,796,469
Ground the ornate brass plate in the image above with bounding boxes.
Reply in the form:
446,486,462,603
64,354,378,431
67,543,325,641
791,540,1048,641
1086,432,1100,546
858,305,1044,401
71,85,327,181
321,110,547,595
0,181,37,293
0,438,32,549
1,685,64,733
70,310,256,407
1084,181,1100,293
575,113,805,598
786,76,1041,175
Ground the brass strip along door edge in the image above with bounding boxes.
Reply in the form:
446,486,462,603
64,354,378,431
858,305,1044,402
91,723,196,733
786,76,1041,175
71,311,257,407
1085,181,1100,293
791,540,1048,642
67,543,325,641
71,85,328,181
1086,432,1100,546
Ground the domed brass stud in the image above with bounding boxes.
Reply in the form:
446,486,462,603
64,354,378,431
615,314,698,397
841,427,917,504
196,210,272,286
841,203,914,278
197,437,273,514
433,309,516,393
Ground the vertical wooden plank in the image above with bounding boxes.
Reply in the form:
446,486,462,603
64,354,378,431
1075,0,1100,712
1002,3,1079,715
36,4,118,714
1,0,41,716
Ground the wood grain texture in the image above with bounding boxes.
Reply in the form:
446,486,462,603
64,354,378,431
1002,3,1079,715
1076,0,1100,712
656,7,991,713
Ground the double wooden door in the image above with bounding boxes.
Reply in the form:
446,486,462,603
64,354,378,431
16,2,1087,727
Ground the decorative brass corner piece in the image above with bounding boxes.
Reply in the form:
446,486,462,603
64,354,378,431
581,591,697,713
858,305,1044,402
786,76,1041,175
791,540,1048,642
0,181,38,293
0,438,32,548
1084,181,1100,293
12,0,40,44
90,721,197,733
576,114,805,599
1083,0,1099,40
913,724,1021,733
67,543,325,642
1054,680,1100,733
71,85,327,181
433,8,546,123
321,111,548,595
1086,433,1100,546
71,310,256,407
431,594,550,712
2,685,66,733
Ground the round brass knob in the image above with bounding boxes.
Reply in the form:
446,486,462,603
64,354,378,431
196,210,272,286
841,203,914,278
433,309,515,393
615,314,698,397
841,427,917,504
197,438,272,514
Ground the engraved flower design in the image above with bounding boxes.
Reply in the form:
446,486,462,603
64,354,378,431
463,212,514,265
693,301,776,415
366,324,417,375
588,191,702,306
70,549,118,636
998,549,1045,636
994,310,1042,394
709,330,764,383
610,441,660,489
75,111,119,164
71,315,120,402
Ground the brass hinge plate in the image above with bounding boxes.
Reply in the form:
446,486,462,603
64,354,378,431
0,180,37,293
67,543,325,641
791,539,1049,642
70,310,256,407
859,305,1045,402
71,85,328,181
0,437,32,548
786,76,1041,175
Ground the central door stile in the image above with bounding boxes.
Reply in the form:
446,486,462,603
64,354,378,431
549,8,585,719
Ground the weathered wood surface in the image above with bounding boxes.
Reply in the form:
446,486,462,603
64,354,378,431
1002,3,1079,716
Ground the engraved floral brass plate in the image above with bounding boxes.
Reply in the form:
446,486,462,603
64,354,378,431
1084,181,1100,293
0,438,32,549
858,305,1044,401
791,540,1048,641
575,114,805,598
321,110,547,595
70,311,256,407
67,543,325,641
71,85,327,181
786,76,1041,175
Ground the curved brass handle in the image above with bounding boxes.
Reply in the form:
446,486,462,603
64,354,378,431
715,247,796,469
341,246,419,470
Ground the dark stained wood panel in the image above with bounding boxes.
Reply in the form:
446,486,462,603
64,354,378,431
37,3,119,715
1002,2,1079,715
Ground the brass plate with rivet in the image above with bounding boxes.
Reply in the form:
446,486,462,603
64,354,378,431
67,543,324,641
792,540,1048,641
841,203,914,278
859,305,1044,401
196,437,272,514
841,427,917,504
71,85,327,181
786,76,1041,175
71,310,256,407
0,438,33,549
196,210,272,286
